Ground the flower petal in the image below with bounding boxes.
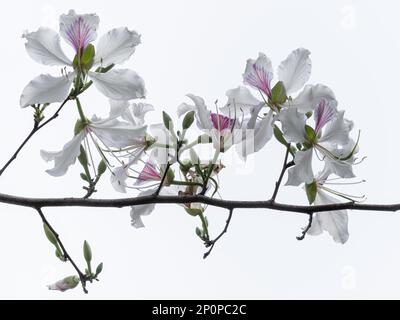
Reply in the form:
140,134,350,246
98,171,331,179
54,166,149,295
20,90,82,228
221,86,261,115
23,28,72,66
94,27,141,66
40,131,85,177
20,72,74,108
319,111,353,146
286,84,336,113
183,94,213,130
89,69,146,100
59,9,99,52
278,108,307,143
90,117,147,149
314,99,338,135
278,48,311,95
308,190,349,244
286,149,314,186
130,189,157,228
243,52,273,97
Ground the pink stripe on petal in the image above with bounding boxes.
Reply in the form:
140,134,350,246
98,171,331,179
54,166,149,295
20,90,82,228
210,113,235,132
314,99,336,134
244,64,272,98
137,160,161,182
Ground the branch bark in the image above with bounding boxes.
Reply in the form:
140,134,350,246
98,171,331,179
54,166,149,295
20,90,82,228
0,192,399,214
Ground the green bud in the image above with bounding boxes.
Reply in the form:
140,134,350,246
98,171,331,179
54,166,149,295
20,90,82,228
165,168,175,186
83,240,92,264
63,275,80,290
97,160,107,176
273,124,288,147
185,207,204,217
182,111,195,130
78,145,88,167
43,223,58,247
195,227,202,237
95,262,104,276
271,81,287,105
80,173,89,182
162,111,174,131
305,180,317,205
305,111,313,119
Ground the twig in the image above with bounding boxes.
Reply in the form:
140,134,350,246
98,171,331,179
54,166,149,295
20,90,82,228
0,97,71,176
154,162,171,196
36,207,88,293
296,213,314,241
271,146,295,202
203,208,234,259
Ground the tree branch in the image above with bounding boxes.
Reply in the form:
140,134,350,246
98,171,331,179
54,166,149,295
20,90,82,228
271,146,294,202
203,208,234,259
0,98,70,176
0,192,399,214
296,213,314,241
36,207,88,293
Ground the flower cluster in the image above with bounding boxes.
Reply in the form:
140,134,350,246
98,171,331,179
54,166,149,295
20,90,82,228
21,10,363,278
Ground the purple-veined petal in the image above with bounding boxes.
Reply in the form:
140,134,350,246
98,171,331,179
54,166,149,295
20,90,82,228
319,111,353,146
136,159,161,184
23,27,72,66
243,52,273,98
59,9,99,52
20,72,74,108
210,113,235,132
278,48,311,95
94,27,141,66
314,99,338,135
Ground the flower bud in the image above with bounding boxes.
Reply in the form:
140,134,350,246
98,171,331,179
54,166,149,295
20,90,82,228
47,276,80,292
182,111,195,130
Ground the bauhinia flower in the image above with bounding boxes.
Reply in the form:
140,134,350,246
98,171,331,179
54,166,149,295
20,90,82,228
304,169,364,244
178,94,241,153
242,48,335,112
279,98,355,186
20,9,146,108
41,105,147,177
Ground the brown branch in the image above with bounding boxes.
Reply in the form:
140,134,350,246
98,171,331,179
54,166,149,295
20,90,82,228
36,208,88,293
0,97,71,176
0,192,399,214
271,146,295,202
296,213,314,241
203,208,234,259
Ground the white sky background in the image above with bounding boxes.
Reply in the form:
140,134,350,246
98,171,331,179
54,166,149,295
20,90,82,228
0,0,399,299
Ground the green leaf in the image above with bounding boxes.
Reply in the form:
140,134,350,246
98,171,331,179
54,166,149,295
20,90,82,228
182,111,195,130
162,111,174,130
78,145,88,166
95,263,104,276
83,240,92,264
97,160,107,176
271,81,287,105
273,125,288,147
195,227,202,237
305,181,317,205
304,125,316,143
43,223,58,246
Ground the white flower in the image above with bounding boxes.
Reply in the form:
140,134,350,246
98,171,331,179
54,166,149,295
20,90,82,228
20,9,145,108
178,94,242,153
306,171,351,244
41,105,147,177
279,99,354,186
241,48,335,113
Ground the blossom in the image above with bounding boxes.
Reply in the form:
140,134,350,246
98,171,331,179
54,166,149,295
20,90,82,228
178,94,241,153
20,9,145,108
242,48,335,112
279,99,355,186
305,170,351,244
41,103,147,177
